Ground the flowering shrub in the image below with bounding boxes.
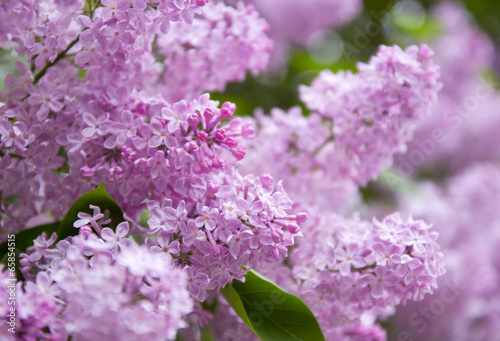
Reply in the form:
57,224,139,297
5,0,498,340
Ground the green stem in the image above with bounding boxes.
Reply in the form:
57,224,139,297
310,134,335,157
33,36,81,84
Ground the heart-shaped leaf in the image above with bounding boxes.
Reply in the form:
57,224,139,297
57,182,124,241
221,269,325,341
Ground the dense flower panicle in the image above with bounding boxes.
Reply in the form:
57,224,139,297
391,163,500,341
258,213,444,340
298,44,441,185
0,0,232,237
12,235,193,341
67,93,255,215
239,44,441,215
232,44,444,339
156,2,273,102
3,54,305,317
0,2,307,332
0,0,83,63
397,2,500,175
0,84,253,237
0,0,210,117
146,171,304,300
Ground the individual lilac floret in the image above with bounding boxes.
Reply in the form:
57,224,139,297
156,2,273,101
73,205,111,234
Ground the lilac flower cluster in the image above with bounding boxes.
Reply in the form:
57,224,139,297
1,4,307,337
209,211,445,341
156,2,273,102
258,212,444,340
8,231,193,340
2,71,305,296
240,44,441,216
145,171,302,300
0,0,278,239
229,43,446,340
0,78,254,235
298,44,441,185
0,0,83,67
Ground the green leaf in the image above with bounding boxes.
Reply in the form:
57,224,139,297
57,182,124,241
0,183,123,278
221,270,325,341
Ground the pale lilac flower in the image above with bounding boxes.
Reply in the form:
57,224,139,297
156,2,273,101
359,267,400,298
334,245,367,276
101,221,133,250
162,102,188,133
74,205,111,234
195,207,219,231
27,80,66,121
185,266,210,301
147,150,170,179
150,231,180,258
183,220,207,247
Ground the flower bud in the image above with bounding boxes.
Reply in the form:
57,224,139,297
197,131,208,141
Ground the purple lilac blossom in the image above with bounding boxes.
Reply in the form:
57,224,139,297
274,212,444,339
145,171,303,300
239,44,441,215
298,44,441,186
11,235,193,340
0,2,307,334
209,212,445,340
